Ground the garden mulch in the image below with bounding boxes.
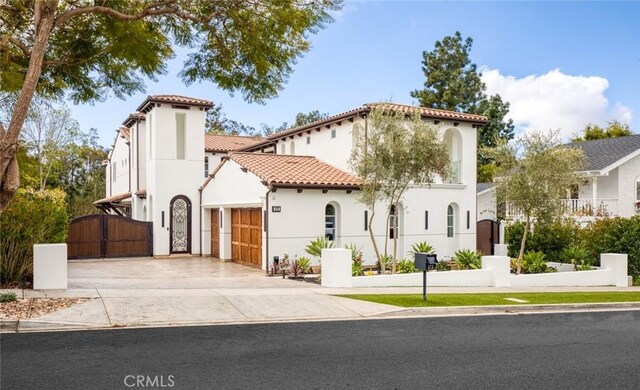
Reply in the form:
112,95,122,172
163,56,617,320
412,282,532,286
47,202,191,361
0,298,90,320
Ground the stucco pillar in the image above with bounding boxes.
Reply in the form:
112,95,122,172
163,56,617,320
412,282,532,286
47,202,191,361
481,255,511,287
321,248,352,288
600,253,628,287
494,244,509,257
33,244,68,290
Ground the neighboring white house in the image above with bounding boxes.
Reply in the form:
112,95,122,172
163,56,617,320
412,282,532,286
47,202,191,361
98,97,488,268
480,134,640,223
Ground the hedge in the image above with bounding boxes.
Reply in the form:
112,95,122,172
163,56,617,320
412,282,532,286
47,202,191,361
0,188,69,285
505,216,640,278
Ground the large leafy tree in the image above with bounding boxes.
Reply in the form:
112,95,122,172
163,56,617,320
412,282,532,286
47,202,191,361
571,120,634,142
410,31,486,113
410,32,517,183
0,0,341,212
350,107,449,272
490,130,585,274
477,94,515,182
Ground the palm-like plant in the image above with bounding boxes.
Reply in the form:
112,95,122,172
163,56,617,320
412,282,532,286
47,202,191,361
453,249,482,270
409,242,435,257
305,236,335,257
561,246,590,271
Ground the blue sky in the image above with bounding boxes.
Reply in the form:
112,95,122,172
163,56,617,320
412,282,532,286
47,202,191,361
66,1,640,147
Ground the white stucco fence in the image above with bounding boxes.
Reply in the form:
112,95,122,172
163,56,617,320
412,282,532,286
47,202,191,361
321,252,629,288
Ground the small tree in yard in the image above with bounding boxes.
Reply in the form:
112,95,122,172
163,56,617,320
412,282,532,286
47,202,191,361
350,107,449,273
489,130,585,274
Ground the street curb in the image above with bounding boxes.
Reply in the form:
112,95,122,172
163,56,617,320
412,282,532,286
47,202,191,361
3,302,640,334
0,320,19,332
378,302,640,317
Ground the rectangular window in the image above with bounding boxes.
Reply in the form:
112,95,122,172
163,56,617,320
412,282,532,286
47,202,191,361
425,210,429,230
637,181,640,200
306,136,311,144
466,210,470,229
364,210,368,231
331,129,336,139
204,156,209,178
447,207,454,238
176,113,186,160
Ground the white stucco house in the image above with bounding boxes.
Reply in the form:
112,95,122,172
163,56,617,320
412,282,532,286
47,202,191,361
97,95,488,269
479,134,640,223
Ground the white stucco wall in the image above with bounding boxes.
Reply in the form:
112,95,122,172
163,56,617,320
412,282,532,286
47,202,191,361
617,154,640,217
477,189,497,221
143,104,207,256
107,131,131,196
272,117,478,190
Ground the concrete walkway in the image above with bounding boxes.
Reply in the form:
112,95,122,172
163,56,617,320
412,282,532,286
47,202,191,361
2,258,640,332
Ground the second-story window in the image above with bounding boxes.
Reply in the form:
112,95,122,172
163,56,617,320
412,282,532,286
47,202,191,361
331,129,336,139
175,113,186,160
306,136,311,145
204,156,209,178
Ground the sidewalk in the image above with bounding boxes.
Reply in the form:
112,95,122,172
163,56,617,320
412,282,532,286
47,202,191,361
2,285,640,333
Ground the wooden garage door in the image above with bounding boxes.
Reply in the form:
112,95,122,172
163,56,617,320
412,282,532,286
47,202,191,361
231,208,262,268
211,208,219,258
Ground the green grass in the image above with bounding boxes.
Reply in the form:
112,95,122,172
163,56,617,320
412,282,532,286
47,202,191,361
338,292,640,307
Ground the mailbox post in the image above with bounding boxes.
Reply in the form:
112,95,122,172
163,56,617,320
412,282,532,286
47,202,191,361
414,253,438,301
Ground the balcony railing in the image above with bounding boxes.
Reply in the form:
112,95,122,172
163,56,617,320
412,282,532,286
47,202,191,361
506,198,619,220
562,198,618,217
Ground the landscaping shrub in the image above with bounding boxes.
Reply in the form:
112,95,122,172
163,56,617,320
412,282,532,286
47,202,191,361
345,243,364,276
580,216,640,278
297,257,312,274
0,292,17,302
396,259,416,274
409,241,435,256
0,188,68,285
505,219,580,261
561,245,592,270
377,255,392,273
453,249,482,270
521,251,557,274
305,236,334,257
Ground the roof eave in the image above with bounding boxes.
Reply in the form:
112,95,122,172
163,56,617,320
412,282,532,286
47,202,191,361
271,183,361,191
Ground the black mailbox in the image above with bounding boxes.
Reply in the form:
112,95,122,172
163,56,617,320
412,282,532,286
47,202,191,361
414,253,438,271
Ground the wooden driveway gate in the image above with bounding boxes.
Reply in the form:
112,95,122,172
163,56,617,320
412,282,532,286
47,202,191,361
67,215,153,259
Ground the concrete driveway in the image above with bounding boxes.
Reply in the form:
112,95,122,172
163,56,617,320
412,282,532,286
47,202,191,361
68,257,311,289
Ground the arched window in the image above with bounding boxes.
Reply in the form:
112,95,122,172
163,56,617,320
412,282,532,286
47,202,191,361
289,141,295,155
636,176,640,201
280,142,286,155
389,205,398,239
443,128,463,183
325,204,336,241
447,204,454,237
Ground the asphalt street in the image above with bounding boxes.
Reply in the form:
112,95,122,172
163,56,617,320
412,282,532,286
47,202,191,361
2,311,640,390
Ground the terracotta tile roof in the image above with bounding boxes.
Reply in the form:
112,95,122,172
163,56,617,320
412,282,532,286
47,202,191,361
118,127,131,142
228,152,362,189
136,94,213,112
205,134,266,152
93,192,132,205
240,103,487,151
366,102,488,123
122,111,145,127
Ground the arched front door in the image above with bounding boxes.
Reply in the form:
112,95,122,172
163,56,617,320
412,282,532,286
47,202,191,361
170,195,191,254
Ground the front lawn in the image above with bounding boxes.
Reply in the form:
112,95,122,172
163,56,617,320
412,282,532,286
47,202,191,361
338,292,640,307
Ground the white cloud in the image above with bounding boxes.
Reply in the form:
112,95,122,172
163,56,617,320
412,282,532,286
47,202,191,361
481,68,633,140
